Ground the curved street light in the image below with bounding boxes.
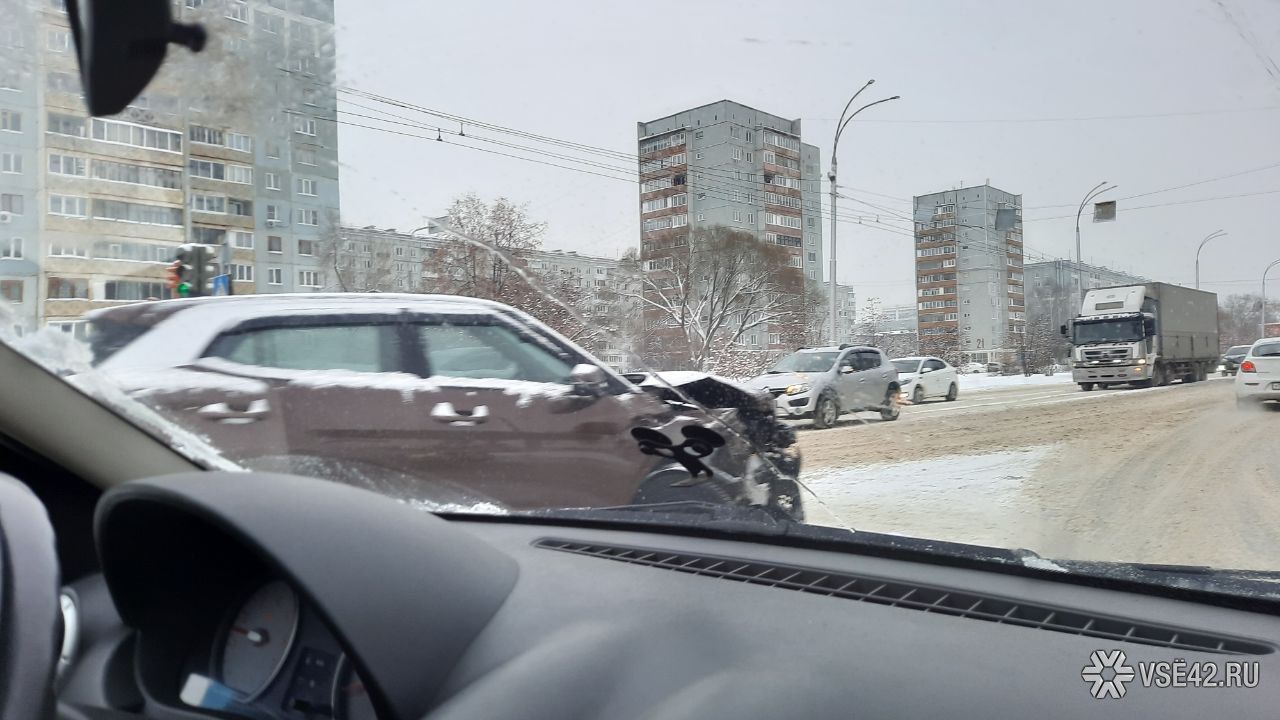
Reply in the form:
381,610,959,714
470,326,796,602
828,82,901,343
1073,181,1117,299
1194,229,1226,290
1263,258,1280,339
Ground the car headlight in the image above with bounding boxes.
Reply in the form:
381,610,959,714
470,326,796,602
785,383,810,395
1135,358,1146,365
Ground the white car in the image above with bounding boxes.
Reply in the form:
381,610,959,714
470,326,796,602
958,362,986,374
1234,338,1280,408
892,356,959,404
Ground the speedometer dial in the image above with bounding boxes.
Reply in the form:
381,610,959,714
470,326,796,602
217,580,299,699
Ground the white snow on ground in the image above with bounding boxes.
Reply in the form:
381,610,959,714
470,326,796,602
799,446,1052,544
957,373,1075,393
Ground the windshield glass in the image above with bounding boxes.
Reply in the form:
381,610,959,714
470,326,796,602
769,351,837,373
2,0,1280,596
1227,346,1253,356
1072,319,1145,344
1253,342,1280,357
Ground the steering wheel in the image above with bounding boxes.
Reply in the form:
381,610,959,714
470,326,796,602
0,474,61,720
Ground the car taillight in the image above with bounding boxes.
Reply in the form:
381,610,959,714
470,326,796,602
1240,360,1257,373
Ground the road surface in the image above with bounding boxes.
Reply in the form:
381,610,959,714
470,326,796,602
793,378,1280,571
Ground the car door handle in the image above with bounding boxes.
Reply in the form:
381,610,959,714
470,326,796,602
196,398,270,423
431,402,489,425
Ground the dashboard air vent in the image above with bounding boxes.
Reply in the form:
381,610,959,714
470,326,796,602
534,538,1273,656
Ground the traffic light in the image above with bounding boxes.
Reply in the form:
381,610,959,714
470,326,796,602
169,244,218,298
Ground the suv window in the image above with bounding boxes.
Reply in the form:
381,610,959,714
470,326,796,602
204,323,400,373
417,323,575,383
924,359,946,372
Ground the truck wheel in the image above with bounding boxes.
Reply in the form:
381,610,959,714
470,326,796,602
1184,369,1197,383
1197,365,1208,382
945,383,958,401
1079,383,1094,392
1154,364,1168,387
812,394,839,429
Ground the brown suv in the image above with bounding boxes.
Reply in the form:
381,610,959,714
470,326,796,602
84,293,803,520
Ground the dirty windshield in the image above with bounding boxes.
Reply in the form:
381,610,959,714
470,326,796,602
1,0,1279,582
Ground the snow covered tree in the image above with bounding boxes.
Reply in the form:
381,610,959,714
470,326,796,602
423,194,546,302
631,226,811,372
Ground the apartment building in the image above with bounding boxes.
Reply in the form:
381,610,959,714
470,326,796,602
635,100,824,361
913,184,1023,364
0,0,339,336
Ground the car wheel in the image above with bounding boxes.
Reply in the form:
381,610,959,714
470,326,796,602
912,386,925,405
945,383,958,401
1079,382,1094,392
879,388,901,422
812,393,839,429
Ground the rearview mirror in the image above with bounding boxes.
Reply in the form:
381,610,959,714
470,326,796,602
68,0,207,115
1059,324,1068,336
569,364,608,396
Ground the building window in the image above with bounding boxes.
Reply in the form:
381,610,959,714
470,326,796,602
92,118,182,152
694,151,704,160
1,152,20,174
298,270,319,287
787,255,803,268
745,151,753,163
0,280,21,303
91,158,180,188
1,237,22,258
294,117,317,136
227,198,252,216
46,195,85,217
731,210,742,223
267,236,283,253
188,159,225,179
0,69,21,91
232,231,254,249
297,177,317,195
0,110,22,132
258,12,283,33
769,332,781,345
233,264,254,281
226,0,248,22
266,204,279,222
298,239,316,256
191,227,225,245
296,208,319,226
47,277,89,299
47,153,86,177
267,267,283,285
296,148,316,165
807,252,816,262
226,132,253,153
226,164,253,184
46,27,72,52
190,194,225,213
731,148,742,161
265,142,281,159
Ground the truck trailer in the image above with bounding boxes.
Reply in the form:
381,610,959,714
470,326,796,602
1062,282,1219,391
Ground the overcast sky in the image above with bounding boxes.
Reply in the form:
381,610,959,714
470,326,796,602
332,0,1279,307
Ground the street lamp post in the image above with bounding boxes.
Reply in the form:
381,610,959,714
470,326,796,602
1073,181,1117,299
1263,258,1280,339
828,81,900,344
1194,229,1226,290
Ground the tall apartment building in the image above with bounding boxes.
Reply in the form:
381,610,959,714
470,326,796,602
0,0,339,336
1024,259,1146,348
636,100,824,361
913,184,1024,364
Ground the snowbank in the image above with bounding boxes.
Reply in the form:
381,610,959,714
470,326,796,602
957,372,1075,393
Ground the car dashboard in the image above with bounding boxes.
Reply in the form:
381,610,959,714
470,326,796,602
55,471,1280,720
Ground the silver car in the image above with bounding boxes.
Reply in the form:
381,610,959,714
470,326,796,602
745,345,901,428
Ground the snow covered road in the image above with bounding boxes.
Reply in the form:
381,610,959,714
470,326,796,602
794,378,1280,571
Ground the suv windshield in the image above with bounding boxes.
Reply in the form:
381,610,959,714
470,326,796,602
1,0,1279,595
769,352,838,373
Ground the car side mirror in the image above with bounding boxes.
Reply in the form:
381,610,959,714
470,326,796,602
921,367,933,374
67,0,207,116
1059,324,1068,336
569,364,608,396
840,366,855,375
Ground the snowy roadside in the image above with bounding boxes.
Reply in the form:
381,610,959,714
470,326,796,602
957,372,1075,393
799,446,1054,549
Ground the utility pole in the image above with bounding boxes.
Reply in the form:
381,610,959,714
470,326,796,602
1194,229,1226,290
827,81,899,344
